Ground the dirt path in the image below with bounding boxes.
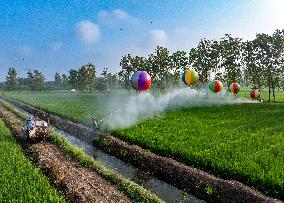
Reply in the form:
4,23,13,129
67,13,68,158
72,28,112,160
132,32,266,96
0,105,131,203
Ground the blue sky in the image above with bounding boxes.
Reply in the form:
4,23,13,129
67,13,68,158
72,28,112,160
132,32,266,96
0,0,284,81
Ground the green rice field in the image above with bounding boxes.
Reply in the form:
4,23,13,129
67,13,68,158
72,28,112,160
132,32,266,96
0,120,67,202
3,90,284,198
113,102,284,197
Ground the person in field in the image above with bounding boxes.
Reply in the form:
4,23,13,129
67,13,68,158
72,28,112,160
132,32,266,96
92,117,98,131
26,117,34,130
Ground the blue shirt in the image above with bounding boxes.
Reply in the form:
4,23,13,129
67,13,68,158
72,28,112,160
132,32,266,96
26,120,33,128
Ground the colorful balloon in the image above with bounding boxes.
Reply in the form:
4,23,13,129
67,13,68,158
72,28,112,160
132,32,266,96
229,82,241,94
250,89,260,100
131,71,151,91
182,69,199,86
209,80,223,93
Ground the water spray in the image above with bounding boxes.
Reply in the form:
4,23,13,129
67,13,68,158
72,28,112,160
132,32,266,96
103,87,255,129
92,104,127,129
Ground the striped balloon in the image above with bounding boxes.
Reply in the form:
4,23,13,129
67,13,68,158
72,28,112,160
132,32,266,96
131,71,151,91
182,69,199,86
229,82,241,94
250,89,260,100
209,80,223,93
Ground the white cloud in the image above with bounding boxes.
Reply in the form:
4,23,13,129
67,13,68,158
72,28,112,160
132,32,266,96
17,46,32,58
144,29,168,48
98,10,111,24
113,9,129,20
98,9,138,25
75,20,100,44
50,41,63,51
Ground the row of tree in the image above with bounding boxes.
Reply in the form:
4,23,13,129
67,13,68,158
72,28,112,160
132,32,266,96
119,29,284,101
5,68,45,91
3,63,120,92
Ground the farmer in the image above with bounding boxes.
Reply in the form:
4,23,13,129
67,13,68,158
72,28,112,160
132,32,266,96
92,117,98,131
26,117,34,130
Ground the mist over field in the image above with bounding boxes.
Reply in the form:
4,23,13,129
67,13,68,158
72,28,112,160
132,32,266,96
104,87,256,129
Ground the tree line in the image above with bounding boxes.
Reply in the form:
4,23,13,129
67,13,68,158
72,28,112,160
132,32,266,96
119,29,284,101
3,63,120,93
3,29,284,101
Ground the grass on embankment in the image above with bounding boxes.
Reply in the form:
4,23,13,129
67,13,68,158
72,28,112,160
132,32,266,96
0,120,67,202
0,99,163,203
113,102,284,199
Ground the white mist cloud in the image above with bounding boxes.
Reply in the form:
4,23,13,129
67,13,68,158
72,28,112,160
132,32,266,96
98,9,138,25
113,9,130,20
17,46,32,58
50,41,63,51
76,20,100,44
104,88,255,129
144,29,168,48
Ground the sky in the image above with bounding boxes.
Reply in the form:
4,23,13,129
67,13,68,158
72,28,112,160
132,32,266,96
0,0,284,81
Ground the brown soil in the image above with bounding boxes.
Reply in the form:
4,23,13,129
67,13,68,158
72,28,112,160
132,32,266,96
0,105,131,203
2,96,283,203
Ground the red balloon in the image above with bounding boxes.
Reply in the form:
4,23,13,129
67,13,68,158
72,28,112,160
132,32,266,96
250,90,260,100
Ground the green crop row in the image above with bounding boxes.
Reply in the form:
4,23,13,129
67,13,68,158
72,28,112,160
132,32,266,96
0,98,163,203
113,102,284,199
0,120,67,202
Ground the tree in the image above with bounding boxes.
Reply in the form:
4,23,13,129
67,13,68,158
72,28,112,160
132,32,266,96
170,50,188,87
188,39,219,83
100,68,110,92
253,30,284,102
77,63,96,92
18,77,29,91
95,77,107,92
270,29,284,101
26,71,34,90
117,70,129,90
61,74,68,89
54,72,62,87
33,70,45,91
148,46,171,91
130,56,148,72
68,69,78,89
218,34,243,84
5,68,19,91
243,40,266,90
120,54,134,92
